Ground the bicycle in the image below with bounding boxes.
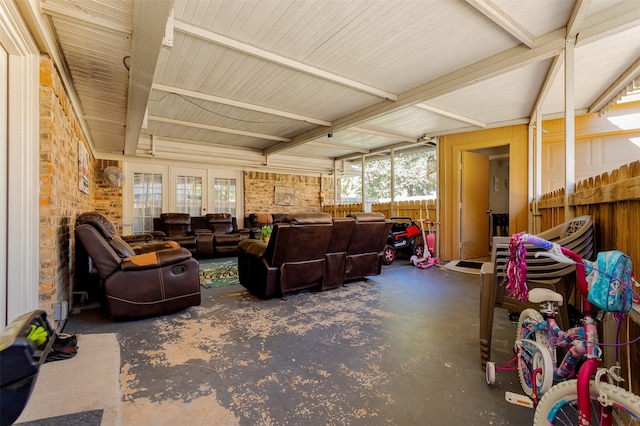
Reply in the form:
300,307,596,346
485,232,640,425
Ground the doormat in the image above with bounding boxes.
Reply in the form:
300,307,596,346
456,260,483,269
16,409,103,425
442,260,484,275
199,260,239,289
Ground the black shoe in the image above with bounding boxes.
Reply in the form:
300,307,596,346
45,333,78,363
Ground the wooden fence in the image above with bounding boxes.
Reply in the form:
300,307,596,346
323,199,438,222
538,160,640,394
537,160,640,272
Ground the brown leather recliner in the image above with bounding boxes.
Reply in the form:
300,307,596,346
344,212,393,281
238,213,334,299
205,213,247,255
156,213,214,259
75,212,201,320
322,217,356,290
156,213,197,252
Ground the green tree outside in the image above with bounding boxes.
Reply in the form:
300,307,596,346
341,149,436,202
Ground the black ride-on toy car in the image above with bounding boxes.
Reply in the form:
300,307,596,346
383,217,425,264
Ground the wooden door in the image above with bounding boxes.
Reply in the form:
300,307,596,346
460,151,490,259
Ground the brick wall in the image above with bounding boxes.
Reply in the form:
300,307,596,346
39,55,341,322
94,159,123,225
243,171,337,218
39,55,95,323
321,176,338,206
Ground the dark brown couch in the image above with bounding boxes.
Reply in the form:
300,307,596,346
245,212,289,238
154,213,250,258
155,213,207,257
344,212,393,281
205,213,248,255
238,212,392,299
75,212,201,320
322,217,356,290
238,213,334,299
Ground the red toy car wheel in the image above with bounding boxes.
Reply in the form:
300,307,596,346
383,245,396,265
413,243,425,258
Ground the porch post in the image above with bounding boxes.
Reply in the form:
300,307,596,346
564,37,576,219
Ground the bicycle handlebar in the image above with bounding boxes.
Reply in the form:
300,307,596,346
512,233,604,314
517,233,576,265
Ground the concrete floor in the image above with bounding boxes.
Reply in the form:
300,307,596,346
55,260,533,425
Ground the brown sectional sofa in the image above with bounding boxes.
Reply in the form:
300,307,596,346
153,213,248,258
238,212,392,299
205,213,249,255
322,217,356,291
245,212,289,238
344,212,393,281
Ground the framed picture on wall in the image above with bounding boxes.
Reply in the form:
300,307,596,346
78,141,89,194
274,186,294,205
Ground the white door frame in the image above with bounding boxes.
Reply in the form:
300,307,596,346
1,0,40,326
123,161,244,233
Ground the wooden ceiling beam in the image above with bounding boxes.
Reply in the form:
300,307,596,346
414,103,487,128
465,0,536,48
148,115,290,142
124,0,173,155
152,83,332,127
173,19,398,101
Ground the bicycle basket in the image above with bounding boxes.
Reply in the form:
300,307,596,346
585,250,633,313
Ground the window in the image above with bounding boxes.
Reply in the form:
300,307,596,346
341,149,437,206
176,175,202,216
133,173,162,234
213,177,236,216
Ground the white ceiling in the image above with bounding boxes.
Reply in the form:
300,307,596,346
24,0,640,173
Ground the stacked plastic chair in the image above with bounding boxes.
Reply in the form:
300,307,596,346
479,215,595,368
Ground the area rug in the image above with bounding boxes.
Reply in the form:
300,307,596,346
442,259,484,275
199,260,239,288
16,334,120,425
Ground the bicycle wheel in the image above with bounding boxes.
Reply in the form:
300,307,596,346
516,309,553,397
516,308,546,343
533,379,640,425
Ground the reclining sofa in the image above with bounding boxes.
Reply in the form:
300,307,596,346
344,212,393,281
238,212,392,299
75,212,201,320
153,213,247,258
205,213,248,255
154,213,215,258
245,212,289,238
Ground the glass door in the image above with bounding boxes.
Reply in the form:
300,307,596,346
124,164,243,234
207,169,243,225
132,172,163,234
176,175,203,216
172,167,207,216
212,177,237,216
